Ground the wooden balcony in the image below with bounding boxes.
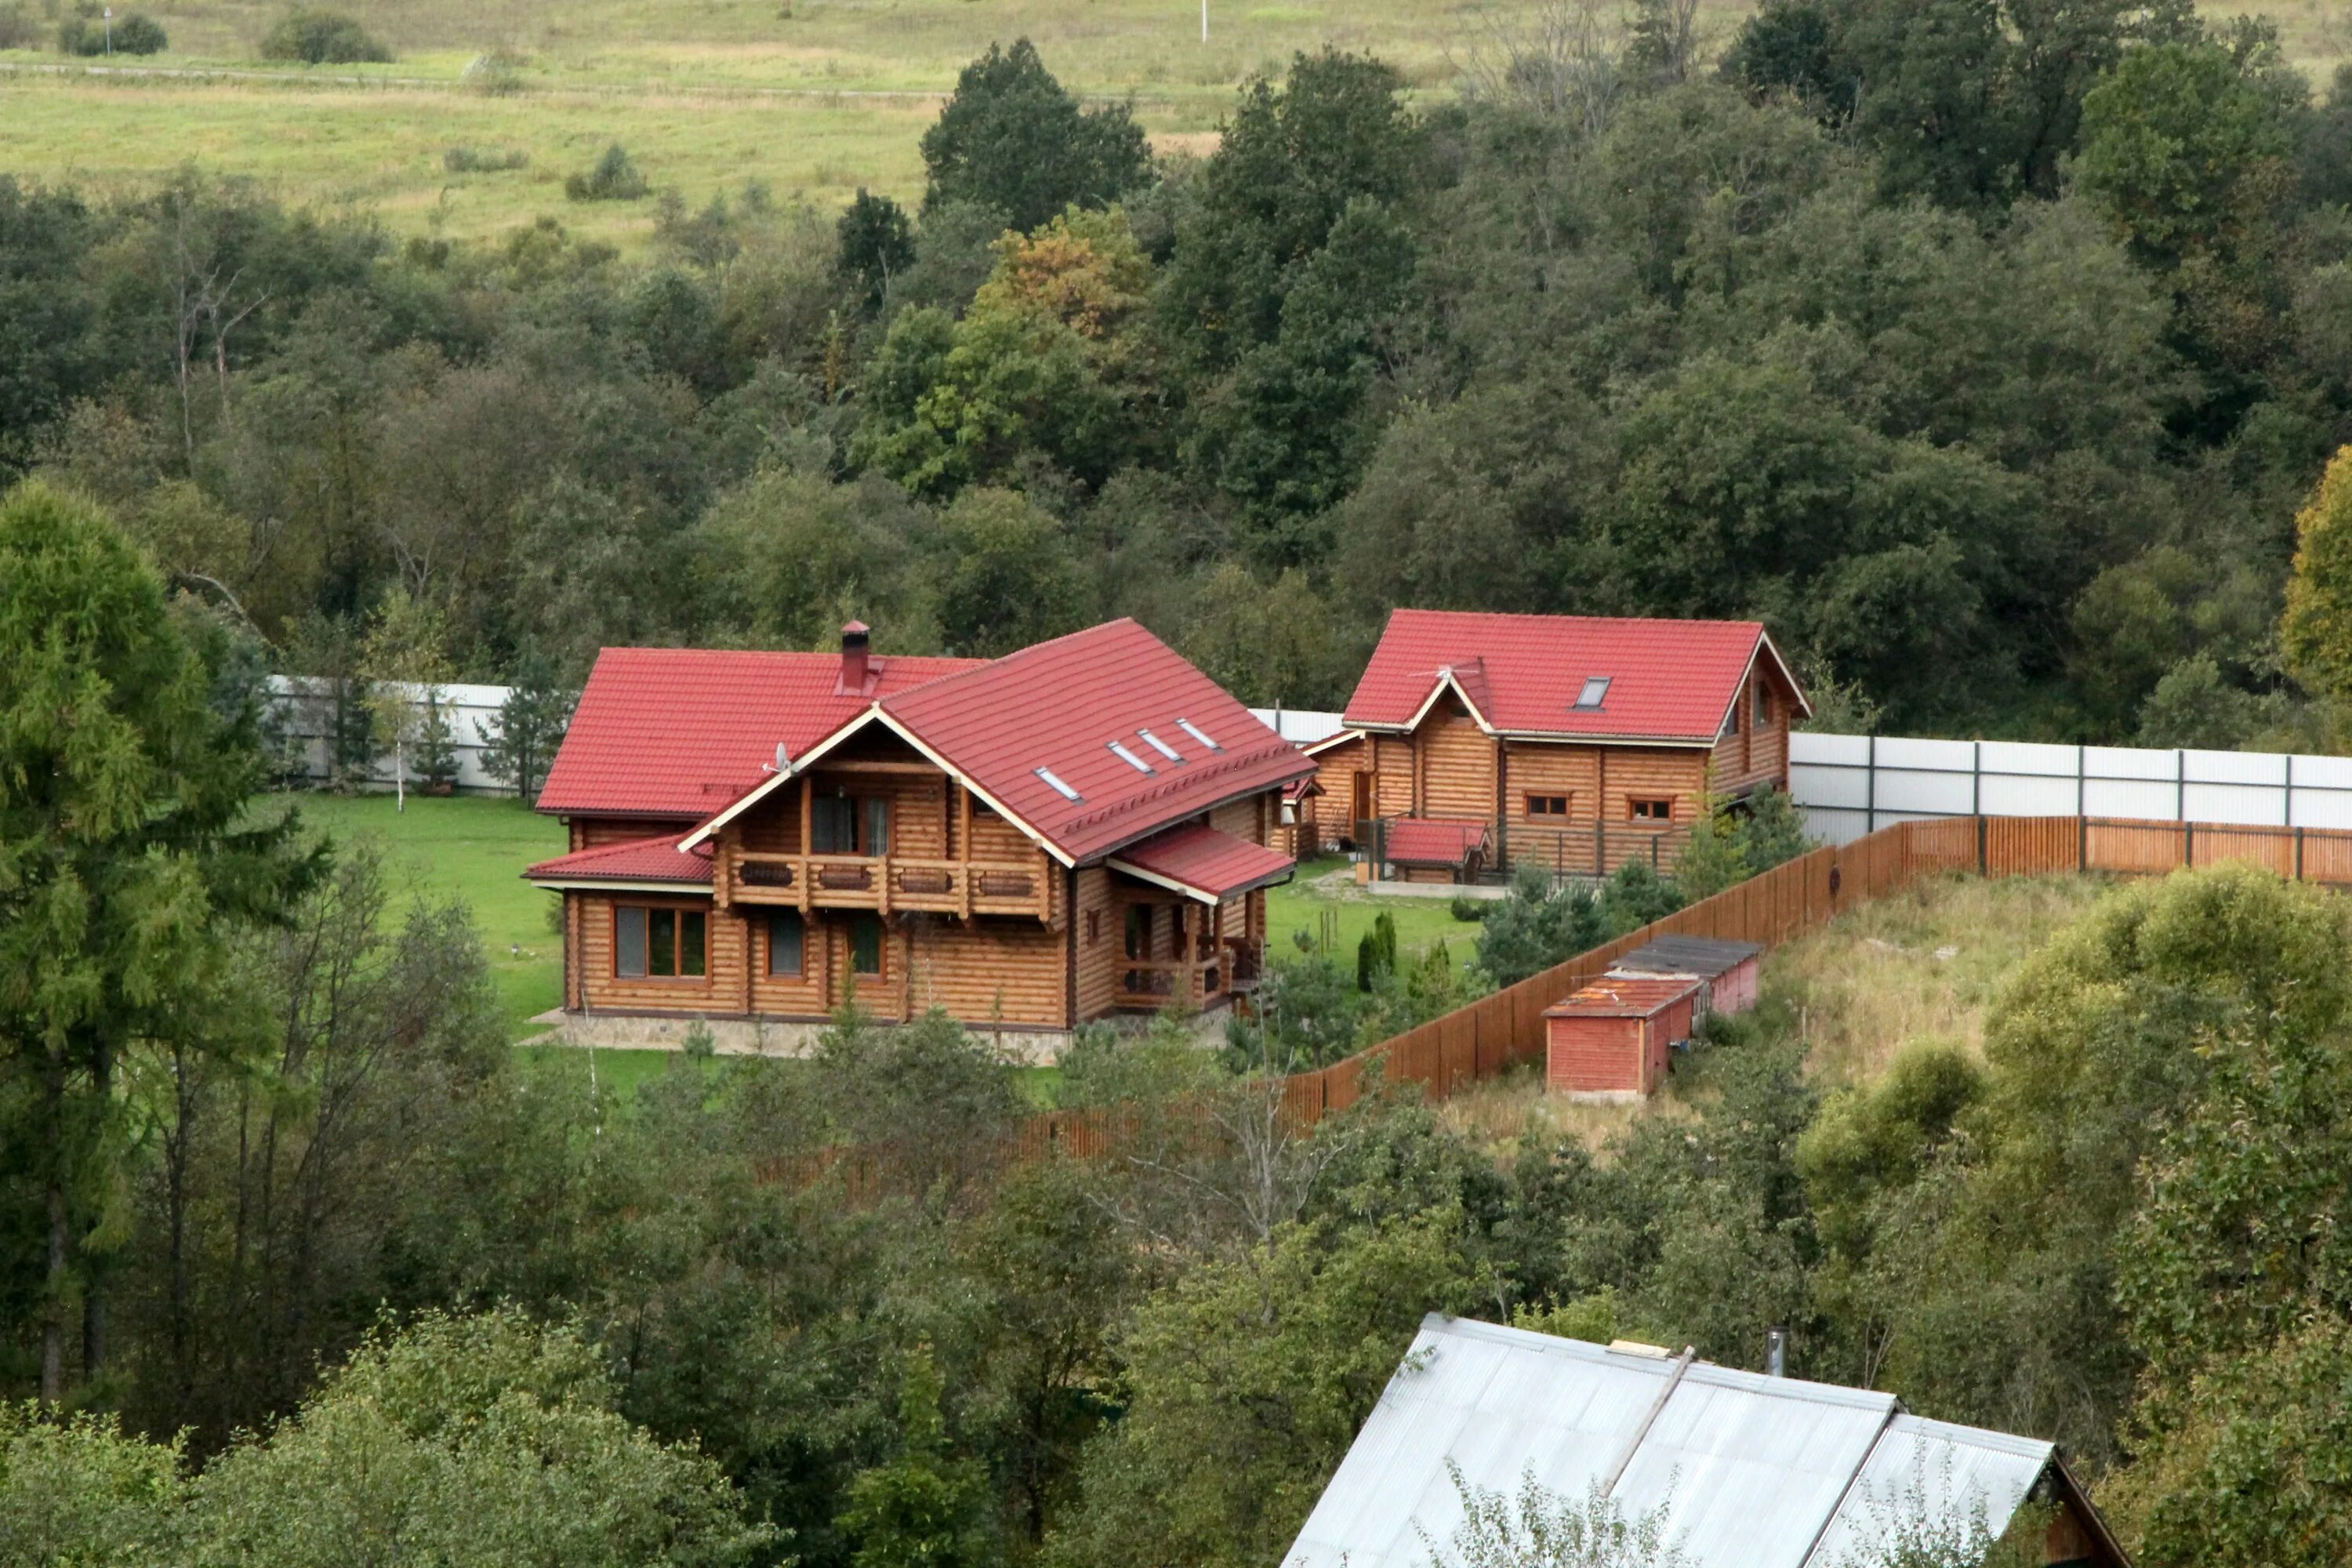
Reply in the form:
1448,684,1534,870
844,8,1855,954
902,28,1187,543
719,848,1054,922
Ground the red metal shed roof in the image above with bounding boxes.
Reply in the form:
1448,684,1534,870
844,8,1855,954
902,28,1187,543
525,831,713,887
536,648,982,819
1385,818,1492,866
1543,975,1703,1019
1108,822,1297,902
1341,610,1809,743
877,619,1314,865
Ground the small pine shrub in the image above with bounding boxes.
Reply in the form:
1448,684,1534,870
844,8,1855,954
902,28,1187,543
60,6,166,53
260,7,392,64
443,143,530,172
1449,895,1494,924
565,143,648,201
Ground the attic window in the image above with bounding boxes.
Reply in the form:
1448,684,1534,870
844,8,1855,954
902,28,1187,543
1137,728,1185,764
1573,677,1612,711
1175,717,1222,753
1108,741,1156,775
1035,767,1083,802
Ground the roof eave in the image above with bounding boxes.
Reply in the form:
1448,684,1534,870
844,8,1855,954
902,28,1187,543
525,877,713,895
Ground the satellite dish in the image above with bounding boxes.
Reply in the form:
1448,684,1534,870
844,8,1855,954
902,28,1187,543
775,740,791,771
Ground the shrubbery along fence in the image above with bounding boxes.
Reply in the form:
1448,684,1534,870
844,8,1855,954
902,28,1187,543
775,812,2352,1191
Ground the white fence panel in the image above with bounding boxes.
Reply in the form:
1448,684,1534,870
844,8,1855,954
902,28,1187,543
266,676,515,794
1789,731,2352,840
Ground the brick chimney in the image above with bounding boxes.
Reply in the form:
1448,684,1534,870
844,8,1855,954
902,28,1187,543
839,620,871,695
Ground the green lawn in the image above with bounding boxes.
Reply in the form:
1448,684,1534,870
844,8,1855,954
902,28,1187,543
1265,855,1486,971
274,791,566,1029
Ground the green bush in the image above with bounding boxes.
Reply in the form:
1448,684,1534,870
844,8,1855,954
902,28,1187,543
565,143,649,201
260,8,392,64
1448,895,1493,924
444,143,530,173
0,5,40,49
59,7,166,53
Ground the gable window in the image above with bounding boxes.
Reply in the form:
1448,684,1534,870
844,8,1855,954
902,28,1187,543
1629,798,1673,823
767,909,804,978
1755,683,1772,726
850,914,884,977
1725,694,1740,735
615,904,706,979
1526,793,1570,818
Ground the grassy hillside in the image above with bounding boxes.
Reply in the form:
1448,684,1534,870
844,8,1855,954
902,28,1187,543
1436,870,2113,1152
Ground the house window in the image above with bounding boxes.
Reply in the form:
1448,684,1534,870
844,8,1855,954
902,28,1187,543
1124,903,1151,960
1630,798,1673,823
1725,694,1740,734
1086,909,1102,946
1755,683,1772,725
850,914,884,977
866,797,891,856
767,909,804,978
615,904,706,978
1526,793,1570,817
1573,677,1611,710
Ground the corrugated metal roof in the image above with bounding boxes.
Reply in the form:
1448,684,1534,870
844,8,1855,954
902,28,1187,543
524,830,713,886
1612,936,1764,979
1543,977,1702,1018
1108,822,1296,902
1806,1415,2053,1567
1385,818,1492,865
1283,1317,2060,1568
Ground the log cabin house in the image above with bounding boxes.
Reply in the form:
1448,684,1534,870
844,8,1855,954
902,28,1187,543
525,620,1313,1034
1329,610,1811,881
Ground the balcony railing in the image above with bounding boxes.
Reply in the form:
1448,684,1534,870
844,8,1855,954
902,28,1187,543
1113,939,1262,1010
720,848,1053,921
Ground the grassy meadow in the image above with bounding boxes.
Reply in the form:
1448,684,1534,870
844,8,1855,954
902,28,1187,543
1433,870,2116,1156
7,0,2348,254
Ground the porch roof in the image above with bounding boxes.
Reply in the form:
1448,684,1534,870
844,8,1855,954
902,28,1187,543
525,831,714,890
1108,823,1297,904
1385,817,1492,866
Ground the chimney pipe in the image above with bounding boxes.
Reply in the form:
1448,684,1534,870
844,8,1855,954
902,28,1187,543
840,620,871,694
1766,1325,1788,1377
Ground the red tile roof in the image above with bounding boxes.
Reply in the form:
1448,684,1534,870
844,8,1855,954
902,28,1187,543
1341,610,1808,743
536,648,982,819
526,831,713,886
1385,818,1492,866
1542,975,1702,1018
876,619,1314,864
1108,822,1297,902
542,622,1316,869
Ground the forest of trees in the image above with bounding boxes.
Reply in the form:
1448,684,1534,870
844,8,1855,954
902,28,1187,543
13,3,2352,1564
5,467,2352,1563
9,5,2352,738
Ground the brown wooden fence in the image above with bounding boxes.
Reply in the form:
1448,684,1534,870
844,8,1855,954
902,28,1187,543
768,814,2352,1188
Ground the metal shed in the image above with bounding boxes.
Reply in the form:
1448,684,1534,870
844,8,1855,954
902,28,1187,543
1544,977,1700,1100
1608,935,1764,1018
1283,1316,2131,1568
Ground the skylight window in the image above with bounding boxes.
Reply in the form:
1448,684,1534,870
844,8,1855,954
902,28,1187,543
1176,718,1222,753
1035,767,1082,802
1573,677,1612,711
1108,741,1156,775
1137,728,1185,764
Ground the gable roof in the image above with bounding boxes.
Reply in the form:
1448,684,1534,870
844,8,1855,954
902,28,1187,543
537,648,982,819
547,622,1315,869
870,619,1308,865
1286,1316,2122,1568
1610,935,1764,980
1341,610,1811,745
